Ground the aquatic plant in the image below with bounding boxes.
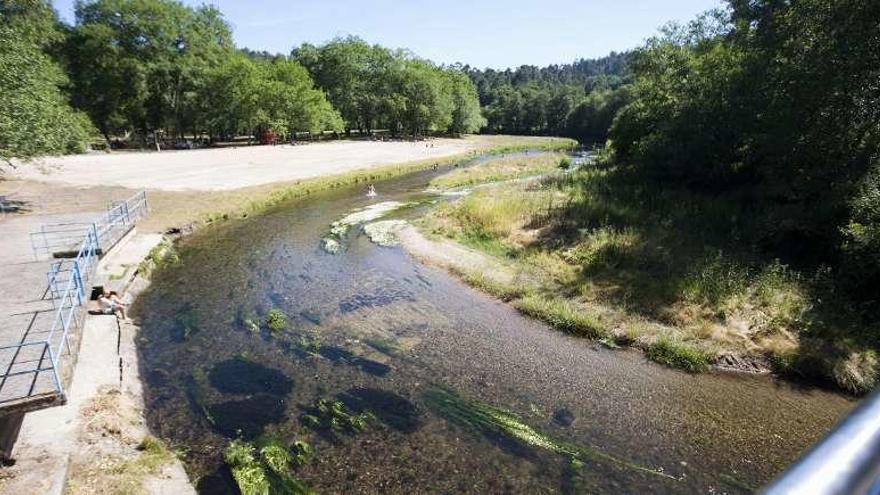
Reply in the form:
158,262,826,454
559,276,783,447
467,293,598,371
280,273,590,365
187,367,216,425
138,237,180,279
291,440,314,466
266,309,289,333
297,330,322,355
224,440,270,495
301,398,376,437
240,311,261,333
224,438,315,495
172,304,200,342
423,386,676,481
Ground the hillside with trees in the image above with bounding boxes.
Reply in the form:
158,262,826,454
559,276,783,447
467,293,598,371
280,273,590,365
464,52,629,143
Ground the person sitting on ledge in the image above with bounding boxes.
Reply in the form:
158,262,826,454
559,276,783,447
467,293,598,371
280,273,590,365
97,290,127,320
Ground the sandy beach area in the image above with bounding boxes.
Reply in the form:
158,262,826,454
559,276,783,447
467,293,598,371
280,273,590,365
11,138,479,192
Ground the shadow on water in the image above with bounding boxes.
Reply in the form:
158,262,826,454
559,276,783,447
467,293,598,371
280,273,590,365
208,357,293,396
316,345,391,377
338,387,423,433
195,464,238,495
207,394,287,439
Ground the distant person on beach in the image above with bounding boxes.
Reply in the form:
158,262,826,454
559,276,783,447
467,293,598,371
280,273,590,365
97,290,127,320
367,184,377,198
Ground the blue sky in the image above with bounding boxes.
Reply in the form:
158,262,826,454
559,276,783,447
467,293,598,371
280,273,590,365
52,0,723,69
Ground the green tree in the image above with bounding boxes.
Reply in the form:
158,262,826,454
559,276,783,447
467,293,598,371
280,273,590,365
0,0,94,161
67,0,234,139
444,68,484,135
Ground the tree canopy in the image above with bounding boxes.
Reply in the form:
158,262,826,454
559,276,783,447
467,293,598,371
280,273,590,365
292,36,484,136
0,0,94,160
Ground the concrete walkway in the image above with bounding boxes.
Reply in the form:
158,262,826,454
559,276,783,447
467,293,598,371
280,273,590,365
0,232,186,494
0,213,98,410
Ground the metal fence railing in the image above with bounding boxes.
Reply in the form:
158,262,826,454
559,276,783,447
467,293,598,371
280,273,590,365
29,190,148,261
0,191,147,405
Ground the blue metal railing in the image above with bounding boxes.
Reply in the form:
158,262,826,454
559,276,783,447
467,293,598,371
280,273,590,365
29,191,149,263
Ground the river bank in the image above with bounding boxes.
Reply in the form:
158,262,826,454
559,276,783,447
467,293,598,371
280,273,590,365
402,154,876,394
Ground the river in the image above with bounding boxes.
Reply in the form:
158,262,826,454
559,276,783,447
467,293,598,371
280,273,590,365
132,155,854,494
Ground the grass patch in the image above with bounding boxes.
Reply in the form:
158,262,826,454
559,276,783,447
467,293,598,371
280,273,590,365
645,336,712,373
429,152,566,189
514,294,610,340
137,237,179,279
452,268,527,302
459,226,519,257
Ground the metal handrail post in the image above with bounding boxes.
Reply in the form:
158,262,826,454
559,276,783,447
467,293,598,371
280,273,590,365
91,222,100,253
72,261,84,304
45,342,63,396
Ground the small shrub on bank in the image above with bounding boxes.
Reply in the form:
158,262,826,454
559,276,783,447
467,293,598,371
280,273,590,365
514,294,609,340
646,336,712,373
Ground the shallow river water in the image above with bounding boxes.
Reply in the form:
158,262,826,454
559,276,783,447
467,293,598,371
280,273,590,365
133,158,854,494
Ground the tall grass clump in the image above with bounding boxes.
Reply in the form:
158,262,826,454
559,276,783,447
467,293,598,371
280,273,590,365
646,335,712,373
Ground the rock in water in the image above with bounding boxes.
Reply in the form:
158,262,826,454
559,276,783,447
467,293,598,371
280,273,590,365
363,220,408,247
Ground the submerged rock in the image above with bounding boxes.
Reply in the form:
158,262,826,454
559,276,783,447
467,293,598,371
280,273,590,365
363,220,408,247
330,201,409,237
321,237,341,254
553,407,575,427
207,394,286,439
